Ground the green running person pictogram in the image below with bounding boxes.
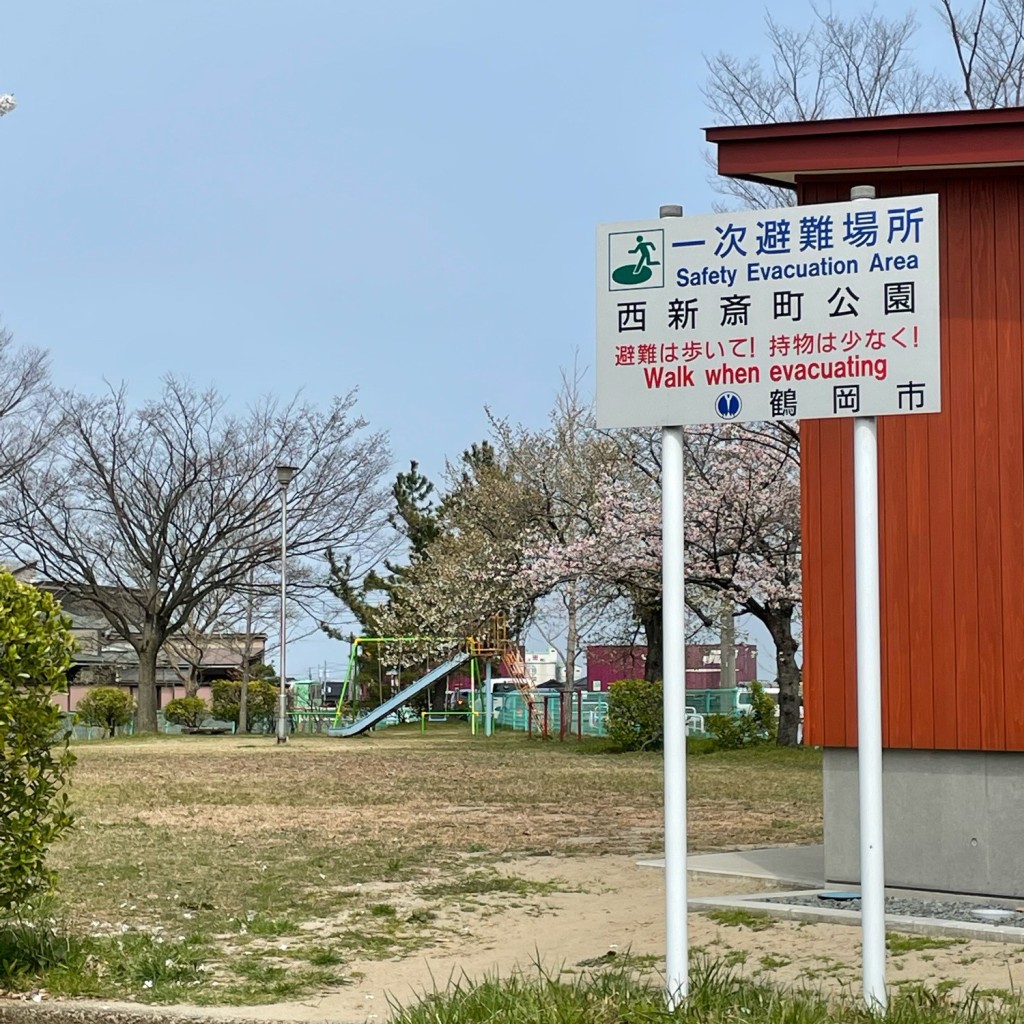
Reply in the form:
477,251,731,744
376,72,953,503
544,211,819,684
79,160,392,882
612,234,661,285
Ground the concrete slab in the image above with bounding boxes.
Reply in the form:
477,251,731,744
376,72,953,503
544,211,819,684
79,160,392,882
637,845,1024,943
638,844,825,888
688,888,1024,945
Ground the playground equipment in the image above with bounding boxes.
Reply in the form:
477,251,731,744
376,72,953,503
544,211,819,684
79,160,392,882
499,643,547,737
329,651,470,737
469,614,550,737
325,617,561,740
318,621,758,741
326,636,466,736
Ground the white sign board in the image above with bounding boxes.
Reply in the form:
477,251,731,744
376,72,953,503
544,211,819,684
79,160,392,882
596,195,940,428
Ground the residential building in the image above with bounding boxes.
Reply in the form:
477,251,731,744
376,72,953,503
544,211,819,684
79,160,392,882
585,643,759,692
524,648,562,684
37,582,266,712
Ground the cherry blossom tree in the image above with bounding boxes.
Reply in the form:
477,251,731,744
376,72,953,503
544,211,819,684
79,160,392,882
526,421,803,744
343,375,630,682
684,423,801,744
487,370,626,686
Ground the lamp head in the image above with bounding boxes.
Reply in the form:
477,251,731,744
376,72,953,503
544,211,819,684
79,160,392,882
275,464,298,487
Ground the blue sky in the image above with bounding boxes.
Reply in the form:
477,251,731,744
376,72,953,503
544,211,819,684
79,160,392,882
0,2,956,680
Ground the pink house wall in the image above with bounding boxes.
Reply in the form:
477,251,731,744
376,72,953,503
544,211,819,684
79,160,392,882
57,683,216,714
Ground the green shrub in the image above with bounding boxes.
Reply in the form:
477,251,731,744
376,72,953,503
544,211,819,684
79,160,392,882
210,678,278,731
162,696,208,729
75,686,135,737
747,680,779,745
705,682,778,750
606,678,662,751
0,570,77,913
704,712,759,750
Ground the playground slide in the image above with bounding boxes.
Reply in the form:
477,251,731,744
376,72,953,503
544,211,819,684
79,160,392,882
331,651,471,737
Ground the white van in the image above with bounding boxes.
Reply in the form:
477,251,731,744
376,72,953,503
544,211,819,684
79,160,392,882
736,685,780,713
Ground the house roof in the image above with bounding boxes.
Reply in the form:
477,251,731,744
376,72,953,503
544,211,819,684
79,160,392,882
705,106,1024,187
34,581,267,672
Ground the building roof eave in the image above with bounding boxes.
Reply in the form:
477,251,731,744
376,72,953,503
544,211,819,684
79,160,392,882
706,106,1024,183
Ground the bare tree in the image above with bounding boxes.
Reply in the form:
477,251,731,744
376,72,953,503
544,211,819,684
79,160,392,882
162,561,337,693
704,7,959,209
0,378,391,732
705,8,957,124
938,0,1024,107
0,328,53,484
162,586,268,697
817,8,958,116
177,566,344,730
706,1,1024,150
704,14,832,126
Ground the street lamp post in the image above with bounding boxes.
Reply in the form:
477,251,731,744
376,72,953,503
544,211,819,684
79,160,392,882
275,465,298,744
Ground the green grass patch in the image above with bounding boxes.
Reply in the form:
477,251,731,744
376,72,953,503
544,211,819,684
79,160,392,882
887,933,967,954
706,908,776,931
387,958,1024,1023
305,945,346,966
0,915,88,988
204,960,348,1005
0,922,217,1003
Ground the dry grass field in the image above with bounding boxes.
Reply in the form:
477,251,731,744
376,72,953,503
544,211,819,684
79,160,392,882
9,731,1024,1023
4,727,824,1010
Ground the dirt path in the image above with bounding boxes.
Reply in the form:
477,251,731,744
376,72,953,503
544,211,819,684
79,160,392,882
14,855,1024,1024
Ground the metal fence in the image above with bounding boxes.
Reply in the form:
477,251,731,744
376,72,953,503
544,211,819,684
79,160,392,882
491,687,748,740
493,691,609,737
60,711,242,742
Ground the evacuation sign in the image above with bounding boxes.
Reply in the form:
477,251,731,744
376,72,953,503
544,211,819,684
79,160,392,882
595,194,941,428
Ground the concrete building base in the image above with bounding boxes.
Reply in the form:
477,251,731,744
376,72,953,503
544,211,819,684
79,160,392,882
824,748,1024,899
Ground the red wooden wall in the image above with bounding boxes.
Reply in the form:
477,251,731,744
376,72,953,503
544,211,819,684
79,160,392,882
801,173,1024,751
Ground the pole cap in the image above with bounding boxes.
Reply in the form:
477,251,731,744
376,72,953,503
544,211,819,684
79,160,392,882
850,185,876,201
659,204,684,218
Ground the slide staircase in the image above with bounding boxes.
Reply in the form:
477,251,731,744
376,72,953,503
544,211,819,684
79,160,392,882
502,646,547,736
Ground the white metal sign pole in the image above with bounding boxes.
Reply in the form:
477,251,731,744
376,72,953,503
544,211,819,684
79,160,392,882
659,202,688,1009
851,184,887,1013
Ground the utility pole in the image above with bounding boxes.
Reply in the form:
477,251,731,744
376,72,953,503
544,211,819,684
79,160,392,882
721,597,737,690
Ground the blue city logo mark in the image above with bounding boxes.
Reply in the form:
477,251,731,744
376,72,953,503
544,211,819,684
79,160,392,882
608,229,665,291
715,392,742,420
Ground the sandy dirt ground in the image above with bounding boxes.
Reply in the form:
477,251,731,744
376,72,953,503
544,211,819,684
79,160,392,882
25,854,1024,1024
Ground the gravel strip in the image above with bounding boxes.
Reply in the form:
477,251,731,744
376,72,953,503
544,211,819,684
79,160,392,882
763,892,1024,925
